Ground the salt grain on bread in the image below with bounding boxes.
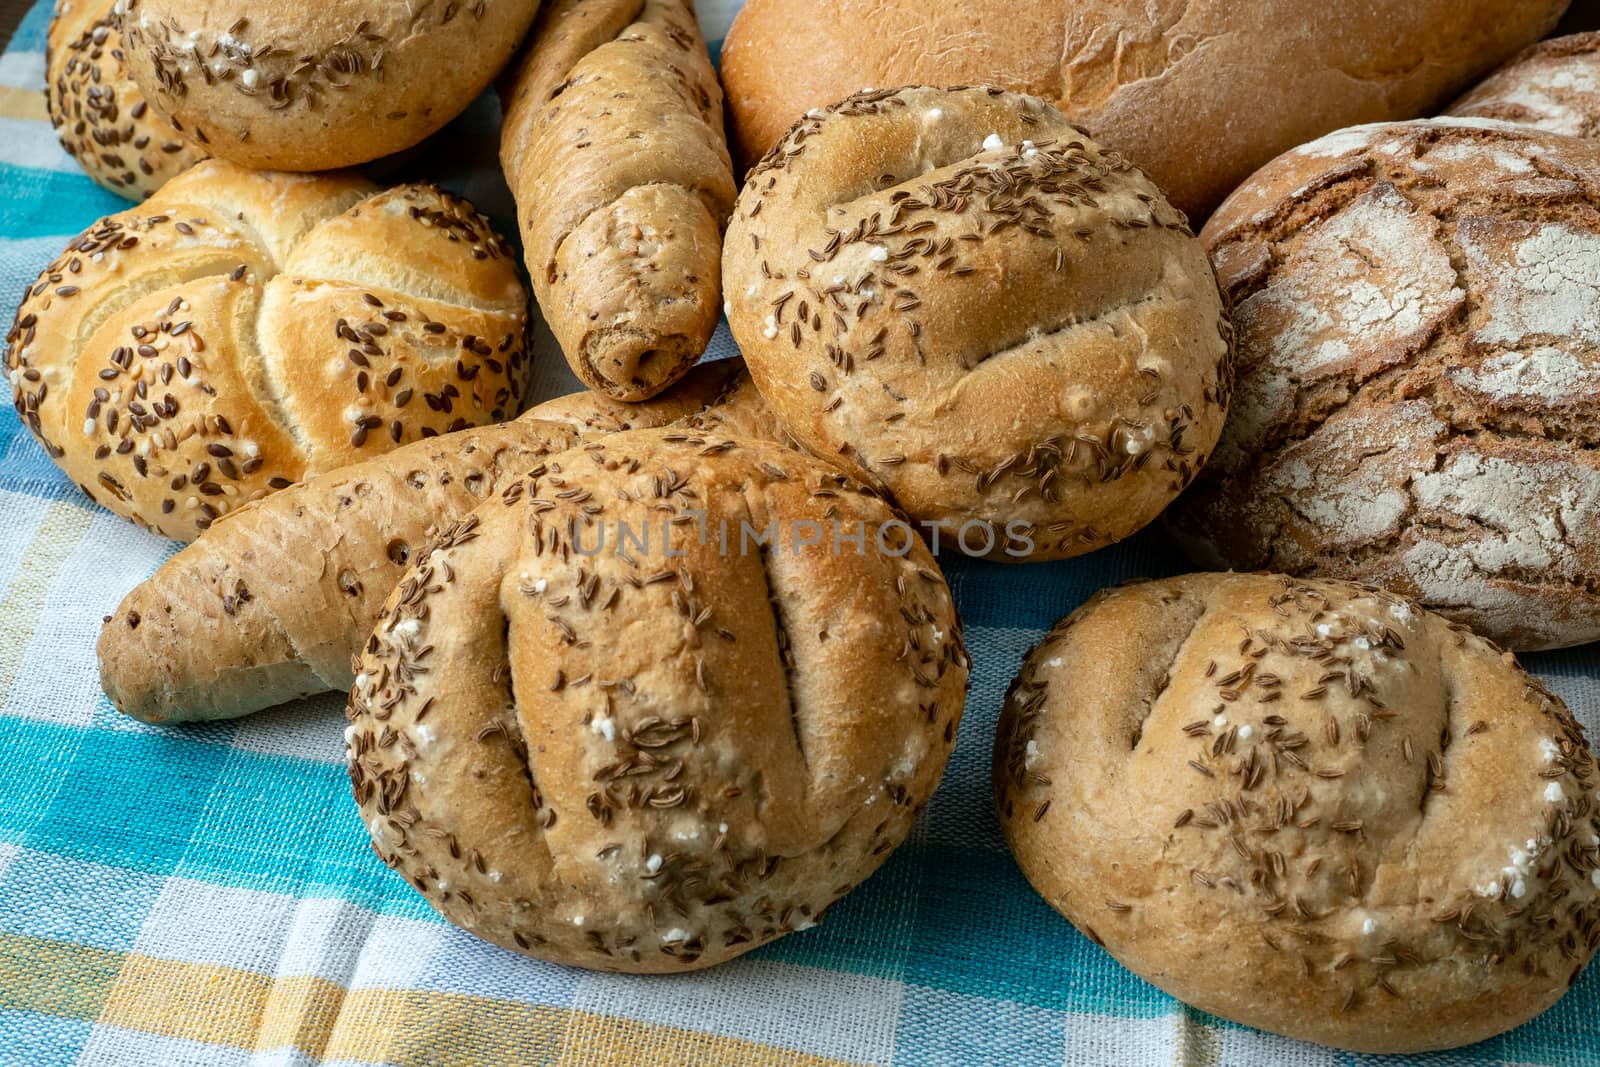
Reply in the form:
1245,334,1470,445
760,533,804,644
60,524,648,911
348,427,969,972
1450,33,1600,139
724,86,1231,561
1180,118,1600,650
500,0,735,401
98,367,753,725
995,572,1600,1053
4,159,529,541
119,0,541,171
47,0,208,200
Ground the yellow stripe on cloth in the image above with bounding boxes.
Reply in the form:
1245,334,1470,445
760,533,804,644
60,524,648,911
0,933,853,1066
0,83,47,122
0,501,95,700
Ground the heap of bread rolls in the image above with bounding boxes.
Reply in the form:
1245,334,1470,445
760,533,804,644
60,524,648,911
9,0,1600,1052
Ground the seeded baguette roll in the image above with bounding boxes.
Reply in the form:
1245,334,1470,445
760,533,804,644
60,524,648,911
48,0,208,199
499,0,736,401
724,86,1232,561
995,573,1600,1053
524,357,746,436
119,0,541,171
1449,33,1600,138
4,159,529,541
1180,118,1600,650
348,428,969,972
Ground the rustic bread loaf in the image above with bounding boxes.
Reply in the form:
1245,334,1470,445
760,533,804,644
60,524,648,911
720,0,1568,219
724,86,1231,562
47,0,208,199
119,0,541,170
100,416,579,723
499,0,735,401
4,158,529,541
995,573,1600,1053
1179,118,1600,650
524,358,745,436
348,428,969,971
1450,33,1600,138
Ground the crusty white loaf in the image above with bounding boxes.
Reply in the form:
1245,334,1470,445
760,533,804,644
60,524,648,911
4,159,530,541
119,0,541,171
996,573,1600,1053
349,428,969,971
47,0,208,199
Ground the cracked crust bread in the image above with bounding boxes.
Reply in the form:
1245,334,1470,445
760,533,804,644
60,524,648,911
98,367,751,724
994,572,1600,1053
499,0,735,401
723,86,1231,562
719,0,1568,220
48,0,208,200
3,159,529,541
119,0,541,171
347,427,970,971
1450,33,1600,140
1178,118,1600,651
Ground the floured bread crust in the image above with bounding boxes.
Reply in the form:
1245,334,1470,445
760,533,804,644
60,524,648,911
1182,119,1600,650
1450,34,1600,140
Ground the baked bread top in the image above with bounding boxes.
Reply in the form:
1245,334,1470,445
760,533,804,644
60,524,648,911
1450,33,1600,139
1182,118,1600,650
119,0,540,170
5,159,529,540
348,427,969,971
995,572,1600,1053
723,86,1231,562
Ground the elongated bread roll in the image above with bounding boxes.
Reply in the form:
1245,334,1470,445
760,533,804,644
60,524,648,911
499,0,735,400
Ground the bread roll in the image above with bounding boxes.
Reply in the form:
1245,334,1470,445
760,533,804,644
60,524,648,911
995,573,1600,1052
723,86,1231,562
48,0,208,199
524,358,746,436
720,0,1568,219
119,0,540,171
4,159,529,541
499,0,735,401
348,428,969,971
1450,33,1600,138
1179,118,1600,650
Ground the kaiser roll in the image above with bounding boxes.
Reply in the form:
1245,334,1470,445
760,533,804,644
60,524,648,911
347,427,969,971
118,0,541,170
723,86,1231,562
1179,118,1600,651
720,0,1569,219
1450,33,1600,139
48,0,208,199
995,573,1600,1053
4,159,530,541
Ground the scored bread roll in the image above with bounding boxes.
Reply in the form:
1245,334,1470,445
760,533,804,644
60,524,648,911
1179,118,1600,650
98,368,749,725
995,573,1600,1053
119,0,541,171
720,0,1568,219
48,0,208,199
724,86,1231,562
4,159,529,541
1449,33,1600,139
100,416,579,723
348,428,969,971
499,0,736,401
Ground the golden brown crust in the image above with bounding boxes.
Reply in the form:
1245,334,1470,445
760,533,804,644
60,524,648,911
1182,118,1600,650
719,0,1568,219
47,0,209,199
4,159,530,541
348,427,969,971
499,0,735,400
119,0,541,170
995,572,1600,1053
1449,33,1600,139
525,358,746,436
724,86,1231,561
99,415,580,723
